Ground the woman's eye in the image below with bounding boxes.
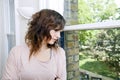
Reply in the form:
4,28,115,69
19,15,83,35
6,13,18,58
57,31,61,33
55,29,59,31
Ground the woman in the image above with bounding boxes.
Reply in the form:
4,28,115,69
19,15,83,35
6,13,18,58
2,9,66,80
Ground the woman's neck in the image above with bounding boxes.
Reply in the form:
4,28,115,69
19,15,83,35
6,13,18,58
35,45,51,62
40,40,49,51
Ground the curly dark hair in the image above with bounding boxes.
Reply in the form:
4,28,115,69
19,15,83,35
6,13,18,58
25,9,66,59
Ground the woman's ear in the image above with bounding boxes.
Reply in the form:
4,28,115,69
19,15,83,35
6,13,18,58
50,30,55,36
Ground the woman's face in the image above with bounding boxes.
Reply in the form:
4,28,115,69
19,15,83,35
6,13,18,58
48,29,61,44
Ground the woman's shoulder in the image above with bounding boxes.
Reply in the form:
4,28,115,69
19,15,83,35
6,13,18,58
52,47,66,58
57,46,64,51
11,44,28,51
9,44,29,59
8,44,30,65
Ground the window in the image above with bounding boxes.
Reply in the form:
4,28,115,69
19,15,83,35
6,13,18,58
63,0,120,79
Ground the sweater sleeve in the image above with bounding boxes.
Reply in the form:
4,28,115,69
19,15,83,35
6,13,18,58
1,47,19,80
57,47,67,80
61,48,67,80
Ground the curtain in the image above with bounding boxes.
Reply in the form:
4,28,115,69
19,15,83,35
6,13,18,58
0,0,15,79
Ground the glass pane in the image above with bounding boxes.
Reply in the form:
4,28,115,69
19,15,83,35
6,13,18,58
79,28,120,80
64,0,120,80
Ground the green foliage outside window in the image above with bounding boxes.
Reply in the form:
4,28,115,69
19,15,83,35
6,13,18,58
78,0,120,79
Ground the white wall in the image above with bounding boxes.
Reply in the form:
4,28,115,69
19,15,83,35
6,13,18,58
14,0,39,45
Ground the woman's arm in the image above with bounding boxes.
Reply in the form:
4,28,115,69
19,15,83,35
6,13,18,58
57,47,67,80
1,47,19,80
60,49,67,80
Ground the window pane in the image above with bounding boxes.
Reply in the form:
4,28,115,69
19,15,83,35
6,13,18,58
79,28,120,79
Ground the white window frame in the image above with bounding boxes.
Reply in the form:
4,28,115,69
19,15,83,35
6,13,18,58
64,20,120,31
39,0,64,15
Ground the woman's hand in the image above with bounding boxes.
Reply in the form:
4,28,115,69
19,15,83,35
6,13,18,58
55,77,61,80
56,78,61,80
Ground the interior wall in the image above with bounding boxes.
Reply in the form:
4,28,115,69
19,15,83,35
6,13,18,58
15,0,39,45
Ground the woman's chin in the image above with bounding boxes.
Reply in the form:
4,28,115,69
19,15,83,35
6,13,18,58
48,42,55,45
